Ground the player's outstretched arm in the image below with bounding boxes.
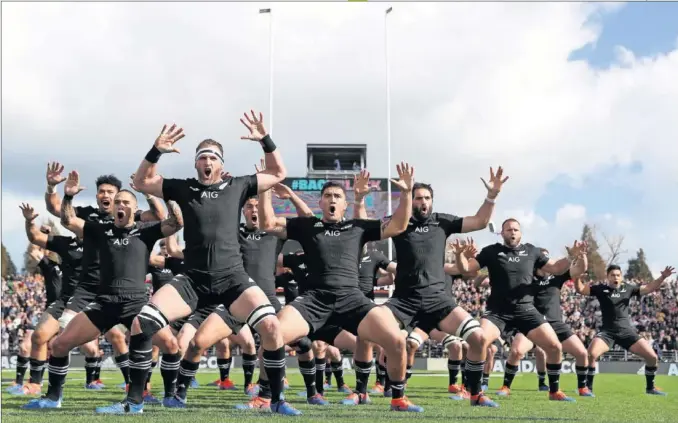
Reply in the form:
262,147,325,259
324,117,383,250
134,124,185,199
640,266,675,295
461,166,508,233
380,162,414,239
240,111,287,193
452,239,481,274
540,240,586,275
272,183,314,217
45,161,67,217
573,276,591,296
258,186,288,239
160,200,184,237
19,203,49,249
353,170,370,219
165,234,184,259
568,249,588,280
60,170,87,239
130,173,166,222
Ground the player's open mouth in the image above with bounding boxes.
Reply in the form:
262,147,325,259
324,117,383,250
205,168,212,177
329,205,336,214
252,215,258,222
117,211,125,219
102,200,111,208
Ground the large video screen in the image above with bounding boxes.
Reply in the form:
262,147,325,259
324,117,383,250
272,177,402,219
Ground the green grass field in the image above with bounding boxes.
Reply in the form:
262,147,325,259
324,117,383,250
2,370,677,422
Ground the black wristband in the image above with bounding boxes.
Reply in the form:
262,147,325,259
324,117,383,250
260,135,276,153
63,194,73,201
145,146,163,163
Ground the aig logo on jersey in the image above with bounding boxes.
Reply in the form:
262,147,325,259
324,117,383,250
415,226,429,233
325,230,341,237
246,233,261,241
113,238,130,246
611,292,621,298
201,191,219,199
508,256,520,263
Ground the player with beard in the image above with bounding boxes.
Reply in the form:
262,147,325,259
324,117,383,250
44,166,164,389
454,218,586,403
23,172,183,411
127,111,294,415
167,187,305,406
576,264,674,396
355,168,508,408
7,217,65,396
495,247,591,398
259,162,423,413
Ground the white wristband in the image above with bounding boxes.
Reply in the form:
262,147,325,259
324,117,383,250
46,185,56,195
485,197,495,204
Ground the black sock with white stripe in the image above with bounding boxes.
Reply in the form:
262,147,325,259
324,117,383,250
127,334,153,405
390,380,406,400
263,348,286,403
575,366,588,389
176,360,199,400
546,362,562,394
93,357,102,381
586,366,596,390
242,353,257,388
448,359,460,385
160,352,181,397
15,355,29,385
354,360,373,395
325,360,332,385
217,358,232,382
259,379,272,399
29,358,47,385
405,364,413,381
46,354,69,401
315,358,326,395
298,359,318,398
115,353,130,385
465,359,485,396
503,363,519,388
645,366,657,391
331,361,345,387
85,357,97,384
482,373,490,388
538,370,547,387
376,362,386,385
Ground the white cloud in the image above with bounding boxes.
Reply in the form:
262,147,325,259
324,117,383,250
1,2,677,275
555,204,587,225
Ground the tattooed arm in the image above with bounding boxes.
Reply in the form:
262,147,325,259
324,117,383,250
160,200,184,237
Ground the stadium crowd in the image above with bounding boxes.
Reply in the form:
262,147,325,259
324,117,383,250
3,270,677,357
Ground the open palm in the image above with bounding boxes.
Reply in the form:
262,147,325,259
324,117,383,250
390,162,414,193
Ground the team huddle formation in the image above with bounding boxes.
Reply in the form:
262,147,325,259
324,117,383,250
9,110,674,415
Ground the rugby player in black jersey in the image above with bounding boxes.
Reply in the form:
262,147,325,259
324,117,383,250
128,111,295,415
169,190,299,407
259,161,422,413
575,264,675,396
495,247,590,397
24,171,183,412
454,218,586,403
8,211,68,397
44,167,164,389
353,167,508,407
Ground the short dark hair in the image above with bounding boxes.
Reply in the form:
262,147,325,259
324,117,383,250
95,175,122,191
320,181,345,197
501,218,521,230
412,182,433,199
117,189,137,202
606,264,622,275
196,139,224,155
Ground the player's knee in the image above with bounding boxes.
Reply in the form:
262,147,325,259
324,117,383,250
106,329,126,344
508,346,524,360
31,329,49,346
51,338,68,357
312,341,327,356
646,352,658,366
454,317,483,345
162,335,180,354
385,332,406,355
247,304,279,336
187,338,204,356
466,330,485,349
543,340,562,357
